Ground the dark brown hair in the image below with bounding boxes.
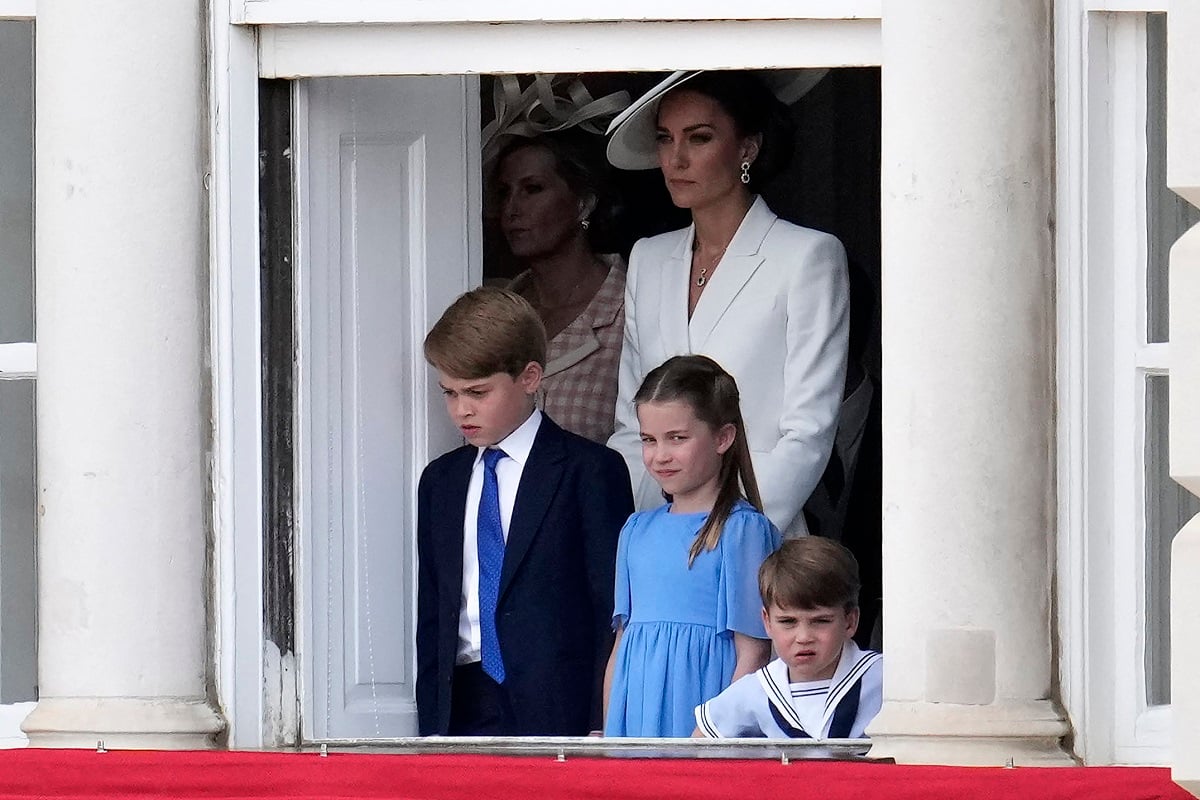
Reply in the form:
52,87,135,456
634,354,763,567
660,71,795,192
758,537,861,612
423,286,547,379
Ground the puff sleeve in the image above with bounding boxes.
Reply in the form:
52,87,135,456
715,509,781,638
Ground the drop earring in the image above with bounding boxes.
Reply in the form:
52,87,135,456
740,161,751,185
580,219,591,230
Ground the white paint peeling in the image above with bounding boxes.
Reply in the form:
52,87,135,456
262,640,299,747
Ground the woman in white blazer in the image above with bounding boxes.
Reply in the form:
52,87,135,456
605,70,849,538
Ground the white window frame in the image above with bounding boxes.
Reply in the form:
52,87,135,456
1057,1,1175,766
0,344,34,380
208,0,266,749
234,0,881,25
0,2,33,20
209,6,881,747
257,20,881,79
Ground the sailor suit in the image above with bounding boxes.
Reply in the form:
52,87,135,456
695,641,882,739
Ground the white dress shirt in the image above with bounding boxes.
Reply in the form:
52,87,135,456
456,408,543,665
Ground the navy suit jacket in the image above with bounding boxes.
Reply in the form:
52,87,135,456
415,414,634,735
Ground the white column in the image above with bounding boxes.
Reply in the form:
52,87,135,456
1168,0,1200,793
869,0,1071,765
21,0,223,748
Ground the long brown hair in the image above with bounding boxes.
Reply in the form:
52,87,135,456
634,355,763,567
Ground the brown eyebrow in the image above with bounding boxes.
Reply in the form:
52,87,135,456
656,123,716,134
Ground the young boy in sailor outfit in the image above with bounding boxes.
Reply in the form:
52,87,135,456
693,537,882,740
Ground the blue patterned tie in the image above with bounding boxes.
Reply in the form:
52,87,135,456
477,447,507,684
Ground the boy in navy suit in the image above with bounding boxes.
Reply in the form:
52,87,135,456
417,287,633,736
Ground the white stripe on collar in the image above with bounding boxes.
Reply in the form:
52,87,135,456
756,659,808,734
820,641,882,733
757,642,882,738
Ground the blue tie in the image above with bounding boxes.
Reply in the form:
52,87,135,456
477,447,507,684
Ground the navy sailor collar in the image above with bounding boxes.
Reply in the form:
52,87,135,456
756,640,881,738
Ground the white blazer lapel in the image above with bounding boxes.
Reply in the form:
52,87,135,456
688,253,764,351
658,225,695,354
687,197,776,350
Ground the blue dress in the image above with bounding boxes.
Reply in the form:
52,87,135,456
604,499,781,737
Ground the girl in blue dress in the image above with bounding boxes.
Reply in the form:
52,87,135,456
603,354,781,737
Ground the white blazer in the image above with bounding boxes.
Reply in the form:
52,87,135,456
608,196,849,537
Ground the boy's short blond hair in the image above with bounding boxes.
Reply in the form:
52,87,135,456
424,287,547,379
758,537,861,613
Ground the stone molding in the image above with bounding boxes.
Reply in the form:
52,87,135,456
22,698,224,750
867,700,1073,766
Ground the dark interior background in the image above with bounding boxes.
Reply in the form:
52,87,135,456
480,68,883,647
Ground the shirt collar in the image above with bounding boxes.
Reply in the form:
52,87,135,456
473,407,542,468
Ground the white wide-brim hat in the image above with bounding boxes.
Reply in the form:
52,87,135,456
605,69,829,171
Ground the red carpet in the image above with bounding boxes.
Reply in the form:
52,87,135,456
0,749,1191,800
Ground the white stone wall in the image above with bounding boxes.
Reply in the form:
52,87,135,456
869,0,1069,765
21,0,222,748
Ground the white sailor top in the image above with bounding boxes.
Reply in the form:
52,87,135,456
695,641,882,739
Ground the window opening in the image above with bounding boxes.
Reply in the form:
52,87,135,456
1144,14,1200,345
0,18,38,723
1141,12,1199,708
293,68,881,742
0,20,34,345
